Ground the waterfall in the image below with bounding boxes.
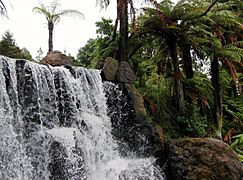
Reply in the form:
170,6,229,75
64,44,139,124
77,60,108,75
0,56,164,180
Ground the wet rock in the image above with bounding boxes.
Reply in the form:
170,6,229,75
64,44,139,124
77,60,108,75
124,84,147,117
104,82,164,159
102,57,119,81
95,58,105,70
49,141,87,180
117,61,136,84
40,51,72,66
1,57,20,133
166,138,243,180
16,60,42,138
53,70,77,126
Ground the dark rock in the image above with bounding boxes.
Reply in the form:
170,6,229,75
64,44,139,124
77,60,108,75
124,84,147,117
95,59,105,70
102,57,119,81
1,57,20,134
64,65,77,78
117,61,136,83
16,60,42,138
166,138,243,180
104,82,164,159
48,140,87,180
40,51,72,66
53,70,77,126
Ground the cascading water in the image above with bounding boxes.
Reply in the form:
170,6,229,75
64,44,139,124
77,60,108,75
0,56,164,180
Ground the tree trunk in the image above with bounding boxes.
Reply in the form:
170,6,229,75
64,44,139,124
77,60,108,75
48,21,54,52
166,35,184,113
182,44,193,79
211,56,223,139
112,0,119,42
119,0,128,62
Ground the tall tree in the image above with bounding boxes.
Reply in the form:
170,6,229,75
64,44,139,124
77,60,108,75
187,0,243,138
97,0,129,62
33,0,83,52
0,31,32,60
138,1,186,112
119,0,128,62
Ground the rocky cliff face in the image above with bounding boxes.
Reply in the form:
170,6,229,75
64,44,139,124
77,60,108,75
104,82,164,160
97,57,164,161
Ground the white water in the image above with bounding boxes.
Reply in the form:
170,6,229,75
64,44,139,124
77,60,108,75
0,56,164,180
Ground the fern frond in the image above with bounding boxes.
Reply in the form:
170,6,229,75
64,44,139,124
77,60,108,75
189,36,211,45
223,46,243,57
212,39,222,49
232,41,243,48
217,50,241,62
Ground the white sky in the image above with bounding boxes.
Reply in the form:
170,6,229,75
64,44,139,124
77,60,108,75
0,0,118,59
0,0,177,60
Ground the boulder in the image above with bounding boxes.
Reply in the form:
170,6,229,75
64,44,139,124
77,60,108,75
117,61,136,83
102,57,119,81
95,59,105,70
124,84,147,117
40,51,72,66
166,138,243,180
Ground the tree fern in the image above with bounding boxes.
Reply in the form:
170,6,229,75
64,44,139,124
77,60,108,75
232,41,243,48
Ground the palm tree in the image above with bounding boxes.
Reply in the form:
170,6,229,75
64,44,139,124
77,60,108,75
186,0,243,139
98,0,155,62
172,0,243,138
98,0,129,62
33,0,83,52
138,1,187,112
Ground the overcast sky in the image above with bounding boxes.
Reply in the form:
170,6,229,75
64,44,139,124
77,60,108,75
0,0,177,60
0,0,118,59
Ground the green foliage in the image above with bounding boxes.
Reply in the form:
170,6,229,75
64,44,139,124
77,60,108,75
0,31,33,60
184,75,213,109
76,18,118,68
95,17,113,38
76,39,97,67
221,69,243,135
230,134,243,162
177,103,208,137
133,0,243,139
75,0,243,140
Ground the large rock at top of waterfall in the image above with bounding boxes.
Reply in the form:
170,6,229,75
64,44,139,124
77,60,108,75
117,61,136,84
96,58,136,83
40,51,72,66
96,57,119,81
102,57,119,81
166,138,243,180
